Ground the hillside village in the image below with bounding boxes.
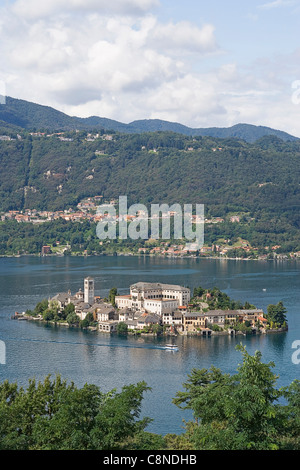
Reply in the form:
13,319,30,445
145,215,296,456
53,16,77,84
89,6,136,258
2,196,299,260
19,277,274,336
1,126,300,260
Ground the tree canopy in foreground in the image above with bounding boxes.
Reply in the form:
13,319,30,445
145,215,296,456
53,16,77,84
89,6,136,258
1,345,300,450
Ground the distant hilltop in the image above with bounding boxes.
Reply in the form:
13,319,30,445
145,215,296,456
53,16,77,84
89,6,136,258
0,96,298,143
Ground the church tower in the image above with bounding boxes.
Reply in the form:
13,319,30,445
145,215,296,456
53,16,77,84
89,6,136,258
84,277,94,305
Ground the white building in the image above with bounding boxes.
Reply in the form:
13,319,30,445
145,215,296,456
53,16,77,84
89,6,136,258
115,282,190,316
143,299,178,315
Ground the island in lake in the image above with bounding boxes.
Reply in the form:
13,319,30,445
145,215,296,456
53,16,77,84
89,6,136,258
15,277,288,337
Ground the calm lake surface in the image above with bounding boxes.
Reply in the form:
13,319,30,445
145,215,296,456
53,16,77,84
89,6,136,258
0,255,299,435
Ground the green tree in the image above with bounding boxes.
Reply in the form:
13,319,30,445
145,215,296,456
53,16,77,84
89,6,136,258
66,312,80,326
173,345,283,450
151,323,163,335
267,301,287,327
108,287,118,306
0,375,151,450
63,303,75,316
193,287,205,298
117,322,128,335
80,318,90,328
34,299,48,315
280,379,300,449
42,309,54,322
85,312,95,324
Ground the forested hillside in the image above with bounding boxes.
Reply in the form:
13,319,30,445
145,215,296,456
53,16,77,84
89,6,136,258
1,130,299,212
0,129,300,253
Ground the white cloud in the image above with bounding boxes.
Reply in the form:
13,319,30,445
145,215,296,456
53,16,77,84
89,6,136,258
12,0,160,19
2,5,220,109
150,21,218,55
258,0,297,9
144,74,226,124
0,1,300,137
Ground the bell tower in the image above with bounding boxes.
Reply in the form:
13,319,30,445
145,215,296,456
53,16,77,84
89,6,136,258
84,277,94,305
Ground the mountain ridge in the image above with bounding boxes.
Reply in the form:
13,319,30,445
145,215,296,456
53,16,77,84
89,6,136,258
0,96,298,143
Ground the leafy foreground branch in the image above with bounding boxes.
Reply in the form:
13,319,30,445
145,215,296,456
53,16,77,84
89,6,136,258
172,345,300,450
1,346,300,450
0,377,153,450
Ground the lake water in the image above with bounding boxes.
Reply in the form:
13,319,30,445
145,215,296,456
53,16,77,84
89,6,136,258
0,255,299,435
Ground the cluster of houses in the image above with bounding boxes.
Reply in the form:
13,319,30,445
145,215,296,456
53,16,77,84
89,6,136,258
1,197,105,224
49,277,268,335
3,199,299,260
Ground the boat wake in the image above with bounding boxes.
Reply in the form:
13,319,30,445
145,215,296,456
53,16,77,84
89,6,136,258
2,336,177,351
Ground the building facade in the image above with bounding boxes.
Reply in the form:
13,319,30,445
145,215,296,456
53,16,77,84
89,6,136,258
115,282,190,316
49,277,267,335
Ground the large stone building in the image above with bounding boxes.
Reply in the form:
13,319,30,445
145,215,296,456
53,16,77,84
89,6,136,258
49,277,267,335
115,282,190,316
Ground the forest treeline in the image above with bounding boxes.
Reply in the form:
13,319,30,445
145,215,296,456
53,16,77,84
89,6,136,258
1,346,300,451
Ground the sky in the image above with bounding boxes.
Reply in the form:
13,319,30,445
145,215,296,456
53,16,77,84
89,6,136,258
1,0,300,136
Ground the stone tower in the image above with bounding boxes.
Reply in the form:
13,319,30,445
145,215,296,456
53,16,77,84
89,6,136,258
84,277,94,305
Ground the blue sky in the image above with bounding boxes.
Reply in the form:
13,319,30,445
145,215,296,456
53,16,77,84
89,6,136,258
158,1,299,59
0,0,300,135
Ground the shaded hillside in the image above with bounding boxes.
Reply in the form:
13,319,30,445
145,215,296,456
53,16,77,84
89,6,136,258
0,97,298,142
0,129,299,212
0,97,77,130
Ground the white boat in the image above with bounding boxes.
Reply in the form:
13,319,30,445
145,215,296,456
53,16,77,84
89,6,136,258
164,344,178,350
